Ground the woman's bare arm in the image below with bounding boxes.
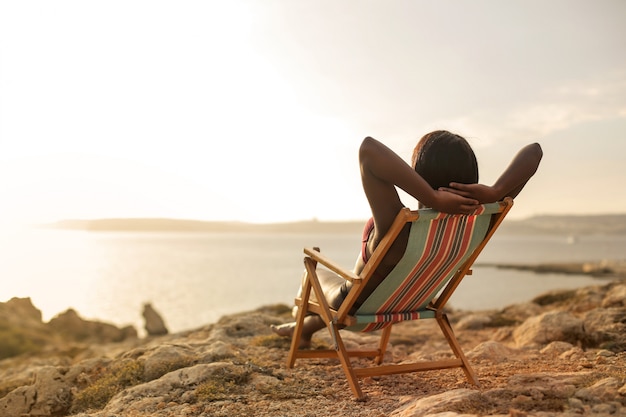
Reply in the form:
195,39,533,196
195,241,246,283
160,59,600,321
359,137,480,236
441,142,543,203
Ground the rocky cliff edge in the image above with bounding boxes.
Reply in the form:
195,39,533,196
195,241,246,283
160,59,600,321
1,279,625,417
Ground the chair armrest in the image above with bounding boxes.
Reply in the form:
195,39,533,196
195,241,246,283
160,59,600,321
303,247,361,283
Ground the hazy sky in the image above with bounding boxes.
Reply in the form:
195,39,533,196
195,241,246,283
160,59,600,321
1,0,625,225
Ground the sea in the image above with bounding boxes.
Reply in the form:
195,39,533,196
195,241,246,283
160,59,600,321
1,228,625,336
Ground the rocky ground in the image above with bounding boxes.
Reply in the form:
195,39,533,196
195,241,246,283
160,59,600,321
1,277,625,417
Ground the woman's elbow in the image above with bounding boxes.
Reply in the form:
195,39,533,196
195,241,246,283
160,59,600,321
360,136,377,149
522,142,543,166
359,136,378,161
530,142,543,161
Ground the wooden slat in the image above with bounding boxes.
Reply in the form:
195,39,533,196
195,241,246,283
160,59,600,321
304,247,360,282
293,349,382,359
353,359,464,378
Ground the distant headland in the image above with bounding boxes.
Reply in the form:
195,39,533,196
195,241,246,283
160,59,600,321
39,213,626,235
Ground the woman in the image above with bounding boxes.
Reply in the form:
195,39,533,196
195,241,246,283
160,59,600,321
273,131,543,347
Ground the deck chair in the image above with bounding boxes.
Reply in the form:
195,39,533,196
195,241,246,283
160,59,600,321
286,197,513,400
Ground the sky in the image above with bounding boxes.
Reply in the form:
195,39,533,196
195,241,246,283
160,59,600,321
1,0,625,225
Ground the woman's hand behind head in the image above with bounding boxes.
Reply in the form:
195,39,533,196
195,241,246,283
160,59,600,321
439,183,499,204
430,189,480,214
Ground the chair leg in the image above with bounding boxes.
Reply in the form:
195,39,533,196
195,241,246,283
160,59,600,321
375,325,393,365
288,257,368,400
287,275,312,368
329,322,366,401
437,313,479,386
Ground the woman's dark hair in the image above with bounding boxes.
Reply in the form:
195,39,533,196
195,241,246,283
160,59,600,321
411,130,478,190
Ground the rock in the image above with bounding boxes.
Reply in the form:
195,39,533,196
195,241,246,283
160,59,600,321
139,344,197,381
0,300,51,359
209,310,280,344
499,302,544,323
0,366,73,416
558,346,585,361
456,313,492,330
250,374,281,391
142,303,168,336
575,377,623,403
0,297,42,323
100,363,240,415
0,298,138,360
197,340,238,362
540,341,575,356
591,403,620,414
390,389,480,417
581,307,626,351
505,372,585,396
568,285,606,313
48,308,137,343
466,341,519,363
513,311,584,347
602,283,626,308
568,397,585,411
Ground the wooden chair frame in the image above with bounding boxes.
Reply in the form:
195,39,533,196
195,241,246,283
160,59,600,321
286,198,513,400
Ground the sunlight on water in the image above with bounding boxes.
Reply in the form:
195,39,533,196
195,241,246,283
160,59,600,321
0,228,102,321
0,229,363,334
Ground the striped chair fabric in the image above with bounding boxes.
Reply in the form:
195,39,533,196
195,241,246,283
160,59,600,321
350,203,501,332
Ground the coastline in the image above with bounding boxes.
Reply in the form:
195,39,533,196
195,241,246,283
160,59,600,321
477,260,626,279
